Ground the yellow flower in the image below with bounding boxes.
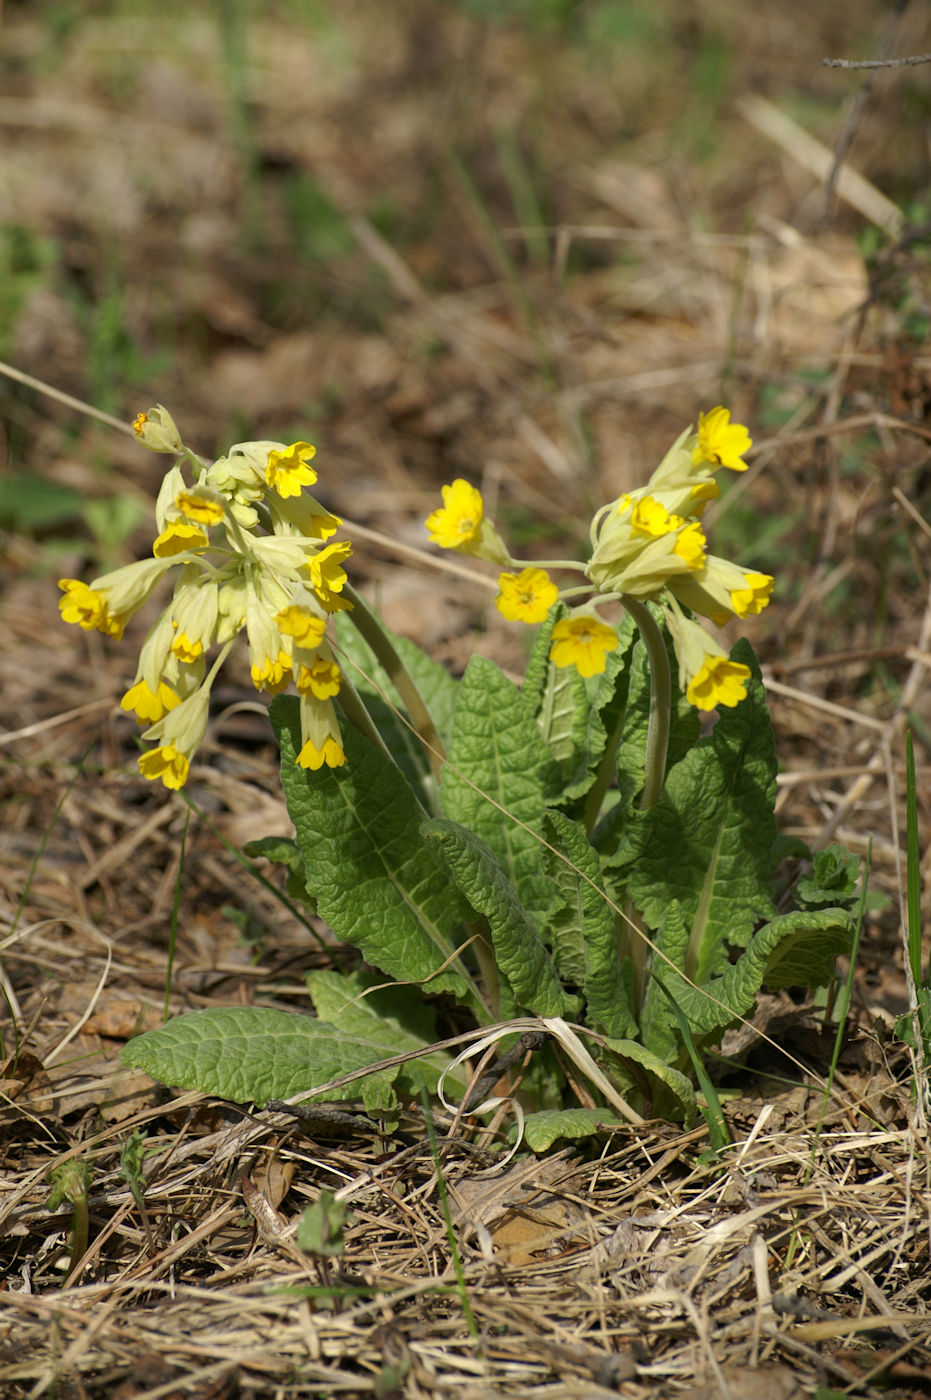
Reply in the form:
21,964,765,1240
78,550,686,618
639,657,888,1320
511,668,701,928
305,541,353,612
296,656,341,700
58,579,108,631
666,611,751,710
629,495,682,538
687,656,752,709
296,695,346,770
672,520,707,569
121,679,180,724
251,648,292,694
153,521,209,558
137,685,211,789
176,489,225,526
730,571,773,618
265,442,318,498
425,480,484,550
171,632,204,665
495,567,559,624
297,735,347,770
138,744,190,789
550,614,618,678
170,578,219,662
669,558,772,626
275,604,328,649
57,578,132,639
691,407,752,472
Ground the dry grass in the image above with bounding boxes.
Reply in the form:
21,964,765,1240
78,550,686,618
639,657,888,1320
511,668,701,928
2,1,931,1395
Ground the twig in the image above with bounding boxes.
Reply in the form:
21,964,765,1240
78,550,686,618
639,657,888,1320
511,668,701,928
823,53,931,70
820,1,911,227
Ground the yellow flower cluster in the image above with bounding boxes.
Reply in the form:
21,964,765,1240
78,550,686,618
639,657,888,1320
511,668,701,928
59,406,350,789
424,407,772,711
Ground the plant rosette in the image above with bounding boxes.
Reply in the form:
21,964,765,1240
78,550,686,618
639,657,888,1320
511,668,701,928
61,405,859,1144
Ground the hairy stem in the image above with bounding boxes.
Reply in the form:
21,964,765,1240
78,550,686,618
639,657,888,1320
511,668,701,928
620,595,671,812
343,584,447,783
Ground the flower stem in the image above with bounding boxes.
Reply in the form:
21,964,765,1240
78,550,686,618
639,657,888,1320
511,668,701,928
335,670,397,768
619,596,672,1019
620,595,671,812
343,585,447,782
510,558,588,573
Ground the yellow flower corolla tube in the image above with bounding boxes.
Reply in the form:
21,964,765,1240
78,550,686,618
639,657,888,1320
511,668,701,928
275,603,328,649
550,614,619,678
669,557,774,627
59,556,177,640
244,576,293,694
297,694,346,770
121,678,180,725
495,567,559,624
58,579,114,634
170,577,219,662
268,492,342,541
296,654,341,700
305,541,354,612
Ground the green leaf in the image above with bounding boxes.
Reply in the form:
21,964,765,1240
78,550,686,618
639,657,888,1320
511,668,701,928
242,835,317,911
625,639,777,982
796,845,861,910
296,1190,347,1257
519,1108,625,1153
306,968,463,1093
542,810,637,1039
665,907,852,1039
243,835,304,876
271,697,483,1010
440,656,561,928
121,1006,409,1105
638,900,692,1062
422,818,578,1019
560,615,638,804
602,1036,696,1124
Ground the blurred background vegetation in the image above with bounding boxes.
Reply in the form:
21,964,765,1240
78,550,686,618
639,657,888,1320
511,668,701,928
1,1,929,870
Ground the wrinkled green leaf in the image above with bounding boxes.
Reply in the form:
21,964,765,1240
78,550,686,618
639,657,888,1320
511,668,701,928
121,1006,408,1105
441,656,561,928
625,640,777,982
663,906,852,1039
519,1108,625,1152
422,818,578,1018
796,845,861,910
271,697,483,1011
306,968,463,1093
602,1036,696,1124
542,810,637,1039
